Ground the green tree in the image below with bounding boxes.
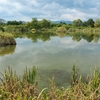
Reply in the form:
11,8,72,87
26,22,32,29
82,21,88,27
94,19,100,27
86,18,94,27
31,18,40,29
7,20,23,25
73,19,82,27
40,19,51,28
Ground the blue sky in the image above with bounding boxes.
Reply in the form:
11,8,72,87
0,0,100,21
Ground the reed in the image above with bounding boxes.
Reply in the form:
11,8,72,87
22,66,37,84
0,66,100,100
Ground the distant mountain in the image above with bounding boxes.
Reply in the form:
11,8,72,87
52,20,72,24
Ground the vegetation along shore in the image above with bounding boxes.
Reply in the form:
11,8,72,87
0,66,100,100
0,18,100,34
0,32,16,47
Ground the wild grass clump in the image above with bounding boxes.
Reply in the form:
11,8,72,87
22,67,37,84
0,66,100,100
0,32,14,38
0,32,16,46
0,66,38,100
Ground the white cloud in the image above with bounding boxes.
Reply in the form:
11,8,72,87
0,0,9,4
29,0,39,7
60,9,86,20
0,0,100,21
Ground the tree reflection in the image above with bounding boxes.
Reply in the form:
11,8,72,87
70,32,100,43
13,31,55,42
0,45,16,56
72,34,81,42
93,35,99,43
56,31,67,38
81,34,94,42
12,31,100,43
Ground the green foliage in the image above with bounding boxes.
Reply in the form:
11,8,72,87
40,19,51,28
71,65,79,85
7,20,23,25
94,19,100,27
31,18,39,29
0,32,16,46
86,18,94,27
0,27,4,32
26,18,54,30
1,18,100,34
90,69,100,88
23,67,37,84
73,19,82,27
6,25,28,33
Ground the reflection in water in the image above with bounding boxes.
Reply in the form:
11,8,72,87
93,35,99,43
70,33,99,43
56,31,67,38
0,45,16,56
12,31,100,43
13,31,55,43
37,69,70,89
71,34,81,42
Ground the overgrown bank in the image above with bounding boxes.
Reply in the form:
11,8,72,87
0,66,100,100
0,32,16,46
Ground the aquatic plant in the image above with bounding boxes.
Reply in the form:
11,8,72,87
71,65,79,86
22,66,37,84
0,66,100,100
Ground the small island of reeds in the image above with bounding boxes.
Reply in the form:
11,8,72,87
0,32,16,47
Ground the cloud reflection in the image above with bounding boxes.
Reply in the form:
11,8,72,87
0,36,100,77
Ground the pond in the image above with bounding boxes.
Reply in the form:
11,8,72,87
0,33,100,88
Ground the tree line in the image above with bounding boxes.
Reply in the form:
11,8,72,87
0,18,100,32
0,18,100,27
73,18,100,27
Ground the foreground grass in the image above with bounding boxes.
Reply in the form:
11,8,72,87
0,66,100,100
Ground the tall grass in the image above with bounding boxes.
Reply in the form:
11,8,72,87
0,66,38,100
0,32,14,38
0,66,100,100
22,66,37,84
0,32,16,46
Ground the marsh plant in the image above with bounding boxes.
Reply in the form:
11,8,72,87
22,66,37,84
0,66,38,100
0,66,100,100
71,65,79,86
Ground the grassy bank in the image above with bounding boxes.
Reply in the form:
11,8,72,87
0,66,100,100
0,32,16,46
0,32,14,37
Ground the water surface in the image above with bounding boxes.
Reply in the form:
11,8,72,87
0,35,100,88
